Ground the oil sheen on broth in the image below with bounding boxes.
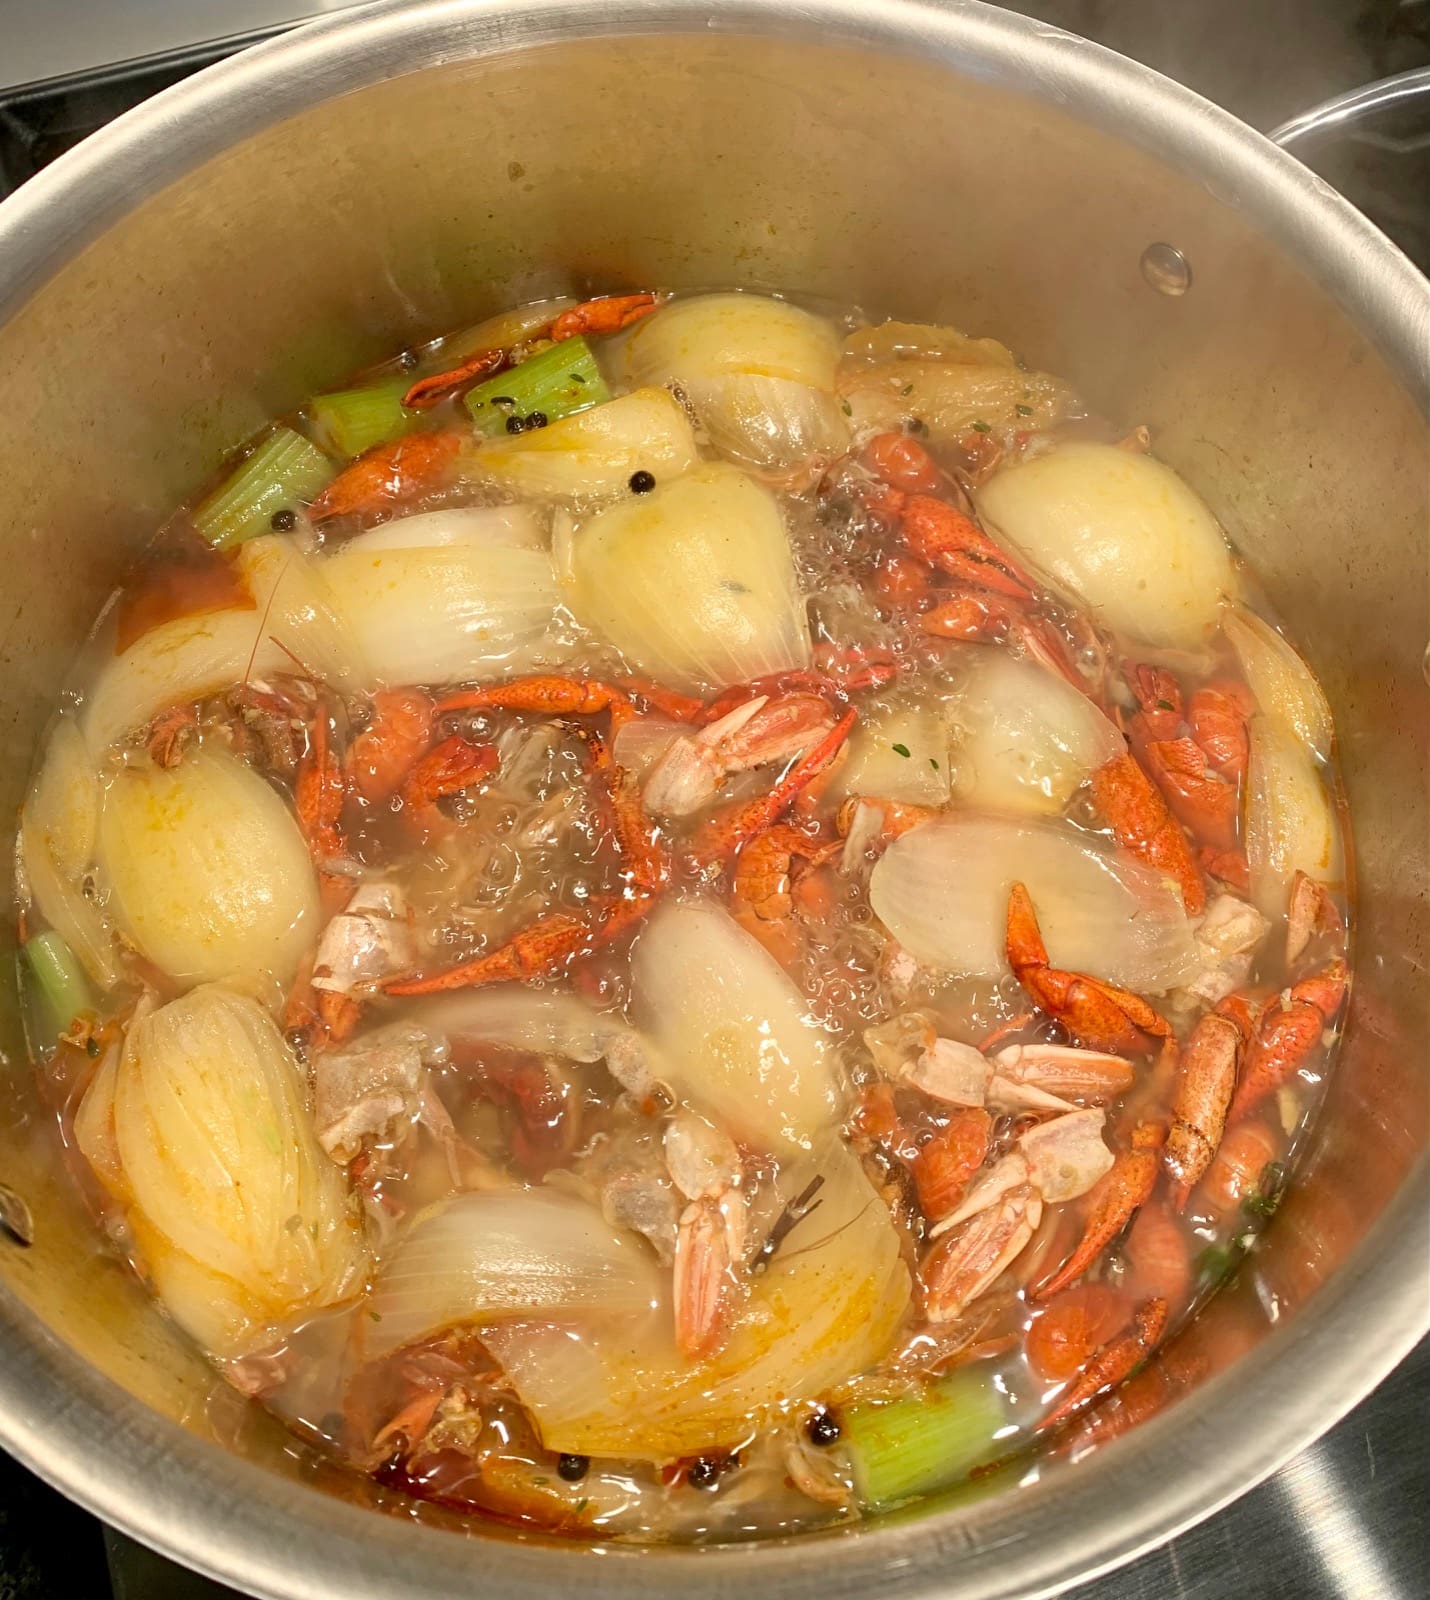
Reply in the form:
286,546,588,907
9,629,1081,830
14,290,1350,1540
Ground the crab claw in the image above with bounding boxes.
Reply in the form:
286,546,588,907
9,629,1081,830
383,891,655,998
437,674,637,732
919,588,1084,690
1031,1121,1165,1301
1286,871,1343,968
1006,883,1172,1056
295,703,348,874
690,708,857,868
1127,665,1184,741
896,493,1038,601
861,432,946,495
910,1108,993,1223
400,345,506,410
1227,959,1347,1122
549,293,659,341
990,1043,1138,1107
1036,1296,1168,1431
1163,1010,1243,1210
400,735,498,841
643,693,836,817
345,690,436,803
1091,752,1205,915
1187,680,1254,781
919,1155,1042,1322
383,748,669,998
666,1111,746,1360
309,429,464,522
1142,736,1241,852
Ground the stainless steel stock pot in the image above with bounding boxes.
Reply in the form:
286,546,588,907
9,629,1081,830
0,2,1424,1596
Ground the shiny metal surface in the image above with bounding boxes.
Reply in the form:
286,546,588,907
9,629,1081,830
0,3,1425,1598
1270,64,1430,148
102,1337,1430,1599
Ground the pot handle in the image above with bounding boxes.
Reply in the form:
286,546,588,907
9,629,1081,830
1268,64,1430,149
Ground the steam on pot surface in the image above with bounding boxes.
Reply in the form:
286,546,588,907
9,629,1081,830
14,288,1350,1539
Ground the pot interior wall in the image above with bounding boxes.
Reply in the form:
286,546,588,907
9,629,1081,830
0,26,1424,1534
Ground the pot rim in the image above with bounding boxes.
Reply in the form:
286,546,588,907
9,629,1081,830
0,4,1425,1597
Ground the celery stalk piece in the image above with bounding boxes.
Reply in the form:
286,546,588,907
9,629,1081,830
192,427,335,549
842,1365,1007,1511
464,336,612,436
23,930,97,1040
310,377,421,459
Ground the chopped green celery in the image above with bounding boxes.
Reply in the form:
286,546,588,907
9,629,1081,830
843,1365,1007,1511
23,931,97,1040
464,335,611,435
310,376,421,459
192,426,335,549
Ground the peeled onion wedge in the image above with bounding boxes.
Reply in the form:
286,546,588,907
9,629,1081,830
569,461,811,693
626,293,842,389
632,898,842,1150
99,746,319,988
1223,604,1334,763
321,505,558,686
623,293,847,472
19,716,120,989
484,1142,910,1460
870,815,1197,992
947,650,1123,815
1245,716,1340,918
76,986,366,1358
82,535,363,755
26,718,99,878
839,698,951,807
468,386,699,501
977,442,1237,649
364,1189,663,1360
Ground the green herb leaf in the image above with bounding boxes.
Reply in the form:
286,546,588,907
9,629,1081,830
369,1309,383,1322
1156,698,1175,711
971,419,991,434
1194,1243,1242,1289
892,743,911,758
1242,1160,1289,1219
1015,404,1033,417
929,757,940,770
900,383,914,397
840,400,853,417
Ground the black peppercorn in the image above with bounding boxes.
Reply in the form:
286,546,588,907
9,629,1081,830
806,1409,841,1447
505,414,528,435
685,1457,720,1490
628,469,656,494
270,508,297,532
556,1453,589,1482
525,411,549,430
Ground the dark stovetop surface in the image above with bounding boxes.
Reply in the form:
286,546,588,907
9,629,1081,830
0,2,1425,1596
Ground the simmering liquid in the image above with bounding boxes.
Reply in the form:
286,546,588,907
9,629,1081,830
14,291,1349,1540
